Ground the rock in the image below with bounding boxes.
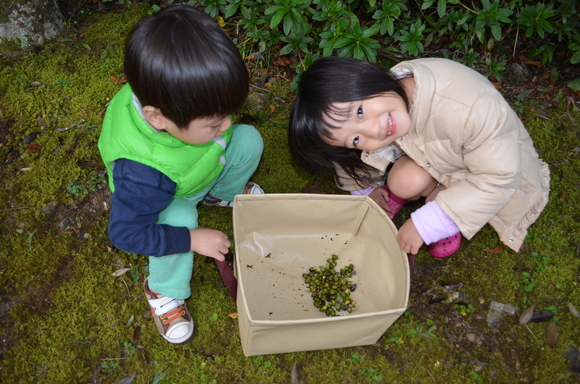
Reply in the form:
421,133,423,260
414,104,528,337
472,359,490,372
502,304,516,315
243,92,272,114
58,217,71,229
42,201,56,214
490,300,504,312
487,310,503,327
491,301,517,315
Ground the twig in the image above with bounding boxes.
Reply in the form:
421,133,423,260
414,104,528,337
534,113,550,120
457,1,478,14
421,365,437,383
0,206,29,212
249,83,271,93
524,323,541,345
512,27,519,58
119,275,130,296
55,118,85,132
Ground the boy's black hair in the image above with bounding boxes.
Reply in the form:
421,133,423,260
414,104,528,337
124,5,248,128
288,56,408,188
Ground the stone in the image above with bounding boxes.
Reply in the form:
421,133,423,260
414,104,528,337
486,310,503,327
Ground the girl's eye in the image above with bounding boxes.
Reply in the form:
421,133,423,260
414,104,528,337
352,136,359,147
357,106,363,119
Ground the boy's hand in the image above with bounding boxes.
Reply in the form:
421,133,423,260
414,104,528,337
368,187,394,216
397,219,424,255
189,228,231,262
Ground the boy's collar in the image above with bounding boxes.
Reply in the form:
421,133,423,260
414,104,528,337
132,93,165,133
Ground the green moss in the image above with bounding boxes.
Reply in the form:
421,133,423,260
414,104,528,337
1,4,580,383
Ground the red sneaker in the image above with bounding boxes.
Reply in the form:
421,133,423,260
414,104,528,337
427,232,461,258
382,185,409,219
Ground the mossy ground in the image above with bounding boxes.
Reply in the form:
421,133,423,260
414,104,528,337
1,5,579,384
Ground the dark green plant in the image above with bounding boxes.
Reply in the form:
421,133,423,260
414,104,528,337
203,0,228,18
264,0,312,35
335,17,381,62
397,19,426,57
372,0,408,36
150,0,579,83
517,3,554,39
280,29,313,55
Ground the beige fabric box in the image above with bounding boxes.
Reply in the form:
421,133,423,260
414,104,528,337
233,194,410,356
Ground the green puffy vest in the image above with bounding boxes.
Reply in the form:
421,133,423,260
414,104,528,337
98,84,232,198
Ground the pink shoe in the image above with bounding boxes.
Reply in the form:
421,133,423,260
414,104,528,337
382,185,409,219
428,232,461,258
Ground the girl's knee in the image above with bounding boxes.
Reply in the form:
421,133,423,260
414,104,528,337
387,156,436,199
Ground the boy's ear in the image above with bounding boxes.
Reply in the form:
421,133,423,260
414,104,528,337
142,106,168,130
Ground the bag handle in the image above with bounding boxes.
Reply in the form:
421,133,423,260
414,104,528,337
214,252,237,301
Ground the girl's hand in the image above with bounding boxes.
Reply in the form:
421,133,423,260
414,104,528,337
368,187,394,216
189,228,231,262
397,219,424,255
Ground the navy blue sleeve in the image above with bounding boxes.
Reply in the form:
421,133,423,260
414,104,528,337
108,159,191,256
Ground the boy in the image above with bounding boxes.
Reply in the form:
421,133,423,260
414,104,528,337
98,4,264,344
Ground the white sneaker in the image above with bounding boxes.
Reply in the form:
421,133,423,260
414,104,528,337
202,181,264,208
143,278,194,344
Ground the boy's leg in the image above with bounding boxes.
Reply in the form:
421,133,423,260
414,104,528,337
145,194,207,344
206,124,263,201
148,195,203,299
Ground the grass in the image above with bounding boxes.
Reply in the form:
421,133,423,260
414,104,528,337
1,4,580,384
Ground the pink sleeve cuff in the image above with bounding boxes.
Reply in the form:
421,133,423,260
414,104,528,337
350,186,375,196
411,201,460,245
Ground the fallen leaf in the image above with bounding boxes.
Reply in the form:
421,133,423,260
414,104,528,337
562,191,569,199
519,305,534,324
132,326,141,345
110,75,127,84
302,185,326,194
292,362,300,384
529,310,555,323
117,372,136,384
126,314,134,328
443,282,464,290
522,57,542,67
483,245,503,253
23,132,41,145
113,268,131,277
25,144,41,151
270,104,276,113
569,302,580,318
274,95,287,103
546,321,558,348
228,312,238,319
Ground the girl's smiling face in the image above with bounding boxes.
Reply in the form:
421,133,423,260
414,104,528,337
322,92,411,151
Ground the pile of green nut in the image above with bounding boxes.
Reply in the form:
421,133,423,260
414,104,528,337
302,254,357,317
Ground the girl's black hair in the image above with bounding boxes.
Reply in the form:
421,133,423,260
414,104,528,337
288,56,408,188
124,4,248,128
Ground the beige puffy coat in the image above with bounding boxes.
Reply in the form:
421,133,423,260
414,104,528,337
337,58,550,252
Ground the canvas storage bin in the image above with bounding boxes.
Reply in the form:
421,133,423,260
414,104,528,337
233,193,410,356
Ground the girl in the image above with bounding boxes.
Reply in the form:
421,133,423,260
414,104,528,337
289,56,550,258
